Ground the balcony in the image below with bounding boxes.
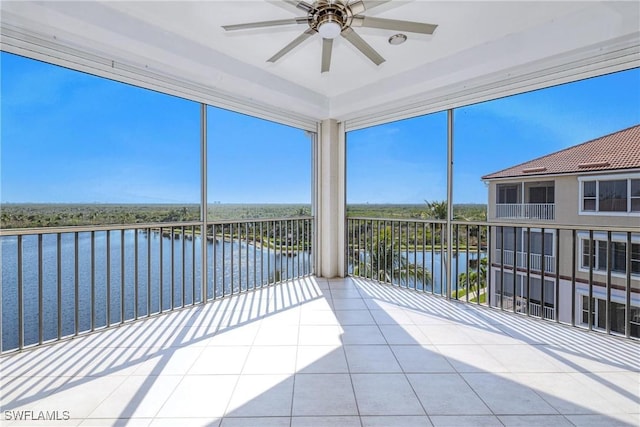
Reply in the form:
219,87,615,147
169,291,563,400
2,218,639,425
2,276,639,426
496,203,555,221
2,3,640,423
496,249,556,274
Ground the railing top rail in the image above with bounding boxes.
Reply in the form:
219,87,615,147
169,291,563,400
485,220,639,233
347,216,448,225
207,216,313,226
496,203,555,205
0,221,203,236
346,216,639,233
0,216,314,236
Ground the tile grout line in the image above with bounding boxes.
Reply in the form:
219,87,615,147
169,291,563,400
289,278,309,427
330,279,365,427
365,280,436,426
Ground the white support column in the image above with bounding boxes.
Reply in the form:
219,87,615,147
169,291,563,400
315,119,345,278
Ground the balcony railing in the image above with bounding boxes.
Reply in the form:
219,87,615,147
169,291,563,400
0,217,313,353
495,294,556,319
496,203,555,220
495,250,556,273
347,218,639,340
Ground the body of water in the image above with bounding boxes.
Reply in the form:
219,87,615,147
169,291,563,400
1,230,311,351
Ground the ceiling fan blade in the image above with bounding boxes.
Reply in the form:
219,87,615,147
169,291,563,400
321,38,333,73
223,17,307,31
267,28,316,63
348,0,391,15
282,0,313,13
352,16,438,35
341,27,385,66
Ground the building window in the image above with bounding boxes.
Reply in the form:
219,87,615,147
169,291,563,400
580,175,640,214
528,183,555,204
583,181,596,211
497,184,519,204
581,238,640,275
632,179,640,212
581,296,639,337
598,180,627,211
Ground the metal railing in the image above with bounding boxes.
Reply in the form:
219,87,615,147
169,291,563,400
496,203,555,220
347,217,639,339
0,217,313,353
346,218,487,302
495,294,555,319
496,250,556,273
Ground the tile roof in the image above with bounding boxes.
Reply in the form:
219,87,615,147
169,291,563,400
482,124,640,180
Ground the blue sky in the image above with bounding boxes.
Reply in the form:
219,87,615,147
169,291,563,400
347,68,640,204
2,51,639,205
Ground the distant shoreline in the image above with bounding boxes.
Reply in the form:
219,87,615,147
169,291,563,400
0,203,486,229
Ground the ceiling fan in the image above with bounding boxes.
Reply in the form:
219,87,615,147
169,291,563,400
222,0,437,73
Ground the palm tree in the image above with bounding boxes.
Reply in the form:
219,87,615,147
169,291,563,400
421,200,448,220
457,257,487,301
353,226,431,287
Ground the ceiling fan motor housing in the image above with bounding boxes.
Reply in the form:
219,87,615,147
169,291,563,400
309,0,354,33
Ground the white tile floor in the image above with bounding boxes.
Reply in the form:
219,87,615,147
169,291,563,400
1,276,639,427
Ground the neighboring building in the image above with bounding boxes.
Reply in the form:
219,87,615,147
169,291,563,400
482,125,640,337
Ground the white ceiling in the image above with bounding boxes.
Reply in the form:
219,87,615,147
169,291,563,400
1,1,639,128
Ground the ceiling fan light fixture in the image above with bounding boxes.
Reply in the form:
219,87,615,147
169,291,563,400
317,21,342,39
388,33,407,45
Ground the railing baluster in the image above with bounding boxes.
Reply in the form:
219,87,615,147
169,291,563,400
476,225,481,305
512,226,517,314
120,229,125,322
191,225,196,305
57,233,62,339
431,222,435,295
606,230,612,334
222,224,227,297
181,226,186,307
540,228,546,319
626,232,632,338
91,231,95,331
159,227,164,312
134,229,139,319
253,222,258,290
213,224,218,300
266,221,270,284
555,229,560,322
38,234,43,344
390,220,394,285
455,224,460,299
246,222,250,291
238,222,242,293
260,222,264,286
571,229,576,327
588,230,594,331
296,219,300,278
148,228,152,315
279,220,284,282
526,227,531,316
17,235,24,350
465,225,469,303
75,232,80,335
106,231,111,325
499,226,504,310
170,227,175,310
